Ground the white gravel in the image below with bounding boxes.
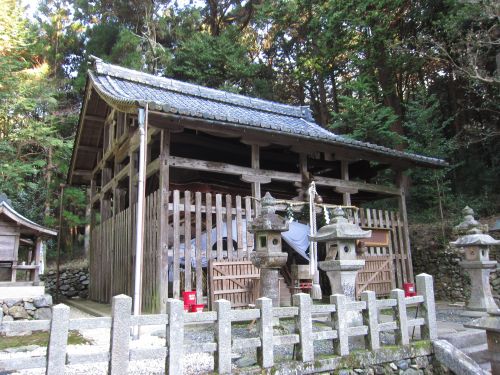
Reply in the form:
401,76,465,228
1,306,216,375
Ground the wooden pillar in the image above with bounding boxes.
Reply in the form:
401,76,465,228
340,160,351,206
129,151,138,208
33,237,42,283
397,171,414,283
84,188,91,258
251,144,261,215
158,130,170,312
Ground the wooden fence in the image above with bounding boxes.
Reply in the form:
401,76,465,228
0,274,437,375
89,189,413,310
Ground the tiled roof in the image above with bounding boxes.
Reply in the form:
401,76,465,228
89,57,447,167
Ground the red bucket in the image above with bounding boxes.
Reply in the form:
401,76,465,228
190,304,205,313
183,291,196,306
403,283,416,297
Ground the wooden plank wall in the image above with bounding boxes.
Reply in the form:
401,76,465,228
89,191,159,311
89,189,255,310
88,191,412,309
169,190,255,301
354,208,411,295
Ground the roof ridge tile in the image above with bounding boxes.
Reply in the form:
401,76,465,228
93,58,308,119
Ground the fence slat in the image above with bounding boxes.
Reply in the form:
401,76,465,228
236,195,244,259
173,190,181,299
216,194,223,259
206,193,212,260
184,190,192,291
46,304,70,375
195,192,203,303
226,194,233,258
245,196,253,254
109,295,132,375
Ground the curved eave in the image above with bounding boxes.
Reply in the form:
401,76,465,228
0,202,57,237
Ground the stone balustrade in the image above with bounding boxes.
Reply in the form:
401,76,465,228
0,273,436,374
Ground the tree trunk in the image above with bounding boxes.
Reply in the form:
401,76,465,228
317,73,329,126
374,43,405,147
330,72,339,114
44,146,53,220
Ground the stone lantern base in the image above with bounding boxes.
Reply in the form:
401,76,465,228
251,251,288,307
319,260,365,301
460,260,499,317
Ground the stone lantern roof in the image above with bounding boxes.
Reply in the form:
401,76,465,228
309,207,371,242
249,192,289,233
451,206,500,247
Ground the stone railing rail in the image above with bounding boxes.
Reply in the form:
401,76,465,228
0,273,437,374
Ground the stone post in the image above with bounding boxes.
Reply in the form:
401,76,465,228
166,298,184,374
256,297,273,368
109,295,132,375
311,207,371,301
214,299,232,374
249,192,289,306
451,206,500,316
46,304,70,375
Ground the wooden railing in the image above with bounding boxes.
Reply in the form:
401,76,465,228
0,274,437,375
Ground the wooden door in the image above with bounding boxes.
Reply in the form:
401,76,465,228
208,259,260,309
356,255,396,298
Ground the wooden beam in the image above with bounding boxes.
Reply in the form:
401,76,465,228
73,169,93,178
240,175,271,184
147,110,420,169
84,114,106,122
79,145,100,153
167,155,400,195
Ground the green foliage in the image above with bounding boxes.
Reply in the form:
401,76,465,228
167,27,262,93
331,79,403,148
0,0,498,264
403,91,455,222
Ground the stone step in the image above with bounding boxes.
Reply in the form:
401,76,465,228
479,360,491,373
466,348,491,367
440,329,486,349
462,343,489,355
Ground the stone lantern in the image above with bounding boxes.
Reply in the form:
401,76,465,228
249,192,289,307
451,206,500,315
310,207,371,301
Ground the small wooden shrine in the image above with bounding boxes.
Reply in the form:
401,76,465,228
68,57,446,312
0,198,57,297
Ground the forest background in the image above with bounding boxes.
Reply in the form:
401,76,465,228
0,0,498,258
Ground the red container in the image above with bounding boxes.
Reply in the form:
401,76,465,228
190,304,205,313
183,305,190,312
403,283,416,297
183,291,196,306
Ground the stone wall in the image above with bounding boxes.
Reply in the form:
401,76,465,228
411,223,500,305
0,294,52,323
41,268,89,299
326,355,442,375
